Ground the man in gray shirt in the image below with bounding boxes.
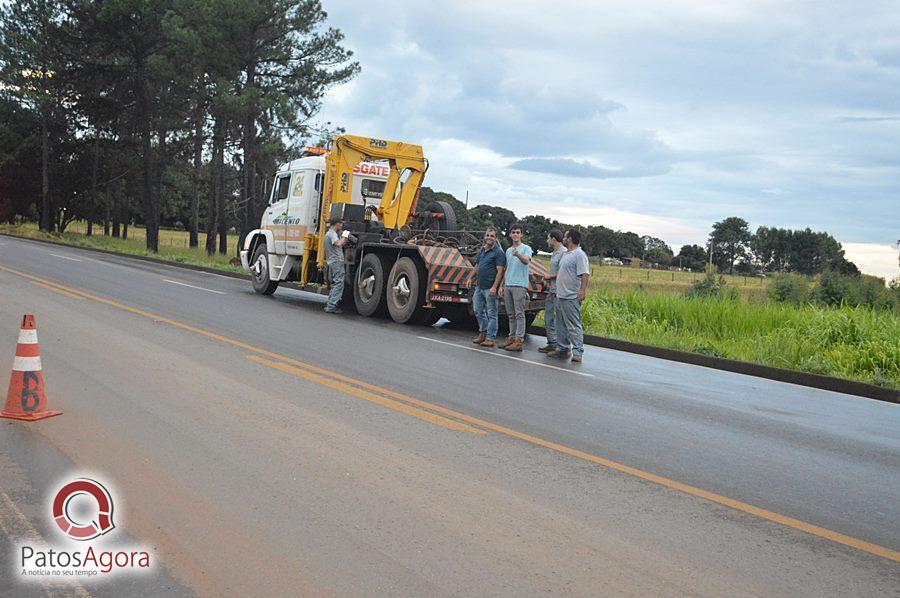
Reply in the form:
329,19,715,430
538,229,566,354
324,219,349,313
548,228,590,362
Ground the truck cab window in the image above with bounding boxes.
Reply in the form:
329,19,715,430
272,175,290,203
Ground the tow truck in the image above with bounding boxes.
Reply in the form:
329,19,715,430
240,134,548,326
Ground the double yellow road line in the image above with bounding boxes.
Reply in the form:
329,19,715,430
4,261,899,564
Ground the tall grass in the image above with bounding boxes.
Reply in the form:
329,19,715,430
581,288,900,389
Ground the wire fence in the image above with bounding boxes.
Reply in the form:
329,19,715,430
62,221,240,253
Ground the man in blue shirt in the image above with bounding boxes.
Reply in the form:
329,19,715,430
499,223,533,352
549,228,591,362
471,226,506,347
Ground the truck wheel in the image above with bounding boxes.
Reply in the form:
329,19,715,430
354,253,388,316
250,243,279,295
431,200,458,232
387,257,427,324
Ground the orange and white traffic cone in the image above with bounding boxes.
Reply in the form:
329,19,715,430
1,315,61,421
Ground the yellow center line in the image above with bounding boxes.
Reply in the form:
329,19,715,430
32,280,83,300
1,262,898,563
248,355,482,434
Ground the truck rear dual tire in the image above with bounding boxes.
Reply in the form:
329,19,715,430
354,253,389,317
386,257,430,324
250,243,279,295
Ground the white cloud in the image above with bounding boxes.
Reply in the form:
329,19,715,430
842,243,900,281
319,0,900,247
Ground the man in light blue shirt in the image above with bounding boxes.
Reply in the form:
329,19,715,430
498,223,533,352
549,228,590,362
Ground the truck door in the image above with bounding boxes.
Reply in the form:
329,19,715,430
270,172,291,254
284,171,306,255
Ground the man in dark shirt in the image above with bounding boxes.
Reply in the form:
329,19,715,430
471,226,506,347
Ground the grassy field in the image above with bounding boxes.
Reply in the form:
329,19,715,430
3,221,896,389
0,222,243,273
584,260,771,299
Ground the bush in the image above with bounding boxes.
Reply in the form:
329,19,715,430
768,274,809,304
811,270,855,307
810,271,897,310
685,273,736,299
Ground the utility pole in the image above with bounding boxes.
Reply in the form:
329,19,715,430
464,190,469,229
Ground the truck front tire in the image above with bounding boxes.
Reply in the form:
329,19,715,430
250,243,279,295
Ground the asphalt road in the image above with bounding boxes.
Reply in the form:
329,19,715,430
0,234,898,597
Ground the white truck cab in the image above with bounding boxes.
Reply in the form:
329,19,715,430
240,154,389,281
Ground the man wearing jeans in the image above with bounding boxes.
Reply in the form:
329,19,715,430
538,229,566,354
499,223,532,352
549,228,590,362
324,219,349,313
471,227,506,348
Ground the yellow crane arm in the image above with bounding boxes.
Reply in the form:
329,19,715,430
315,134,427,269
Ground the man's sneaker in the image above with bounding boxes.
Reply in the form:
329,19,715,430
472,332,486,344
504,339,523,352
537,344,556,354
324,307,343,314
571,354,582,363
499,337,514,349
480,338,495,348
547,349,571,359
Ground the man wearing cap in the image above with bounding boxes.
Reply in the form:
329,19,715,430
324,219,349,313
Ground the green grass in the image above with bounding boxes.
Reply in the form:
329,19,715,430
572,288,899,389
0,222,243,274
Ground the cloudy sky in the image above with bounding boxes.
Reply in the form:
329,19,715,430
317,1,899,279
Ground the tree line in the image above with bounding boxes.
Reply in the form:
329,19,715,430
420,190,860,277
0,0,357,254
0,2,861,280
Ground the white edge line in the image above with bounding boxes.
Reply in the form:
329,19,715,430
163,279,227,294
49,253,81,262
418,336,594,377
